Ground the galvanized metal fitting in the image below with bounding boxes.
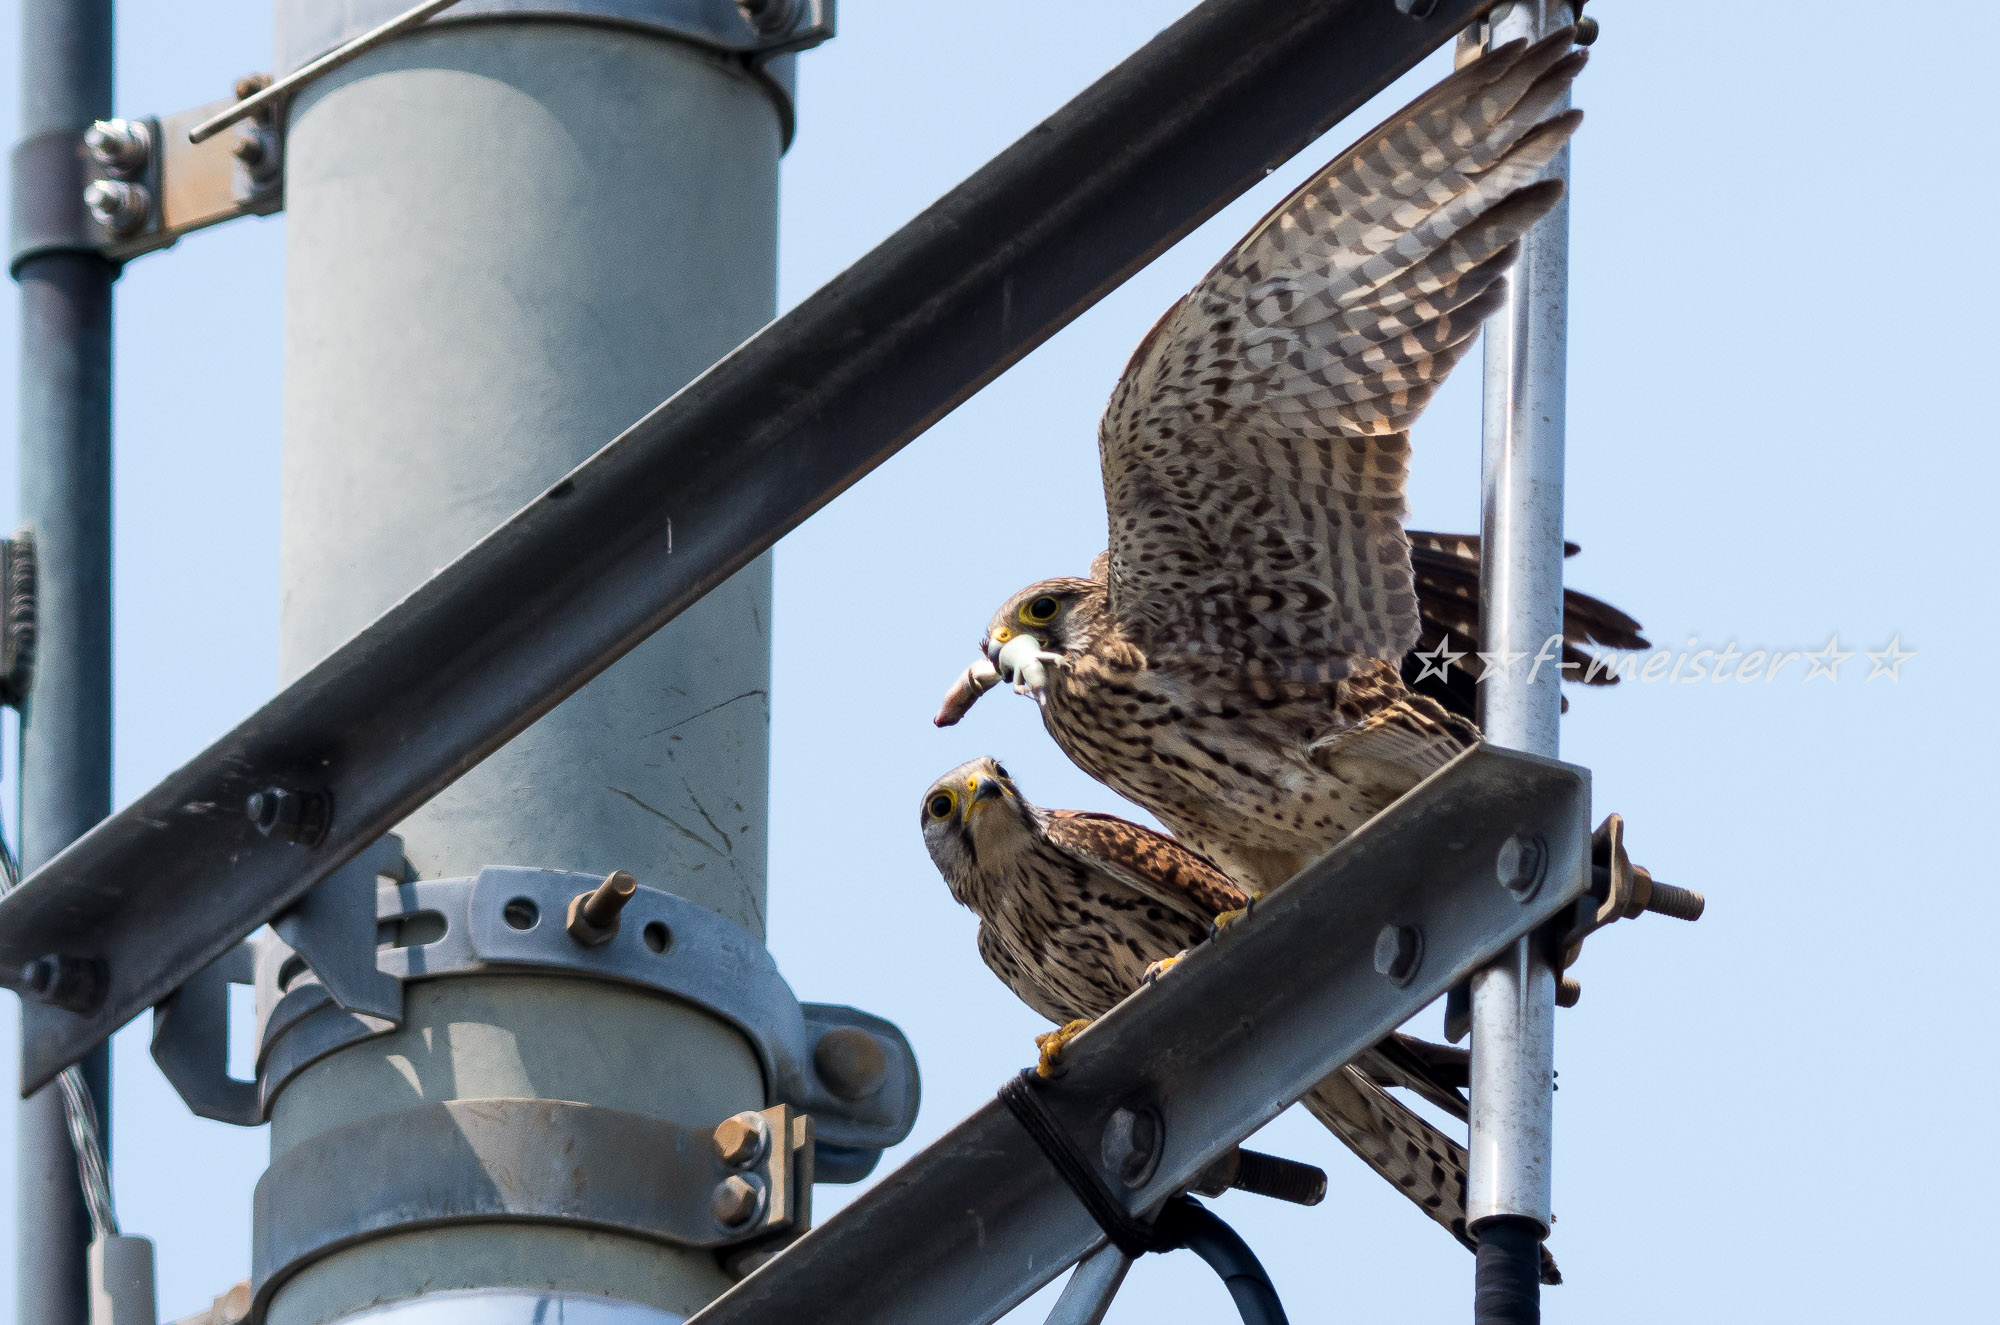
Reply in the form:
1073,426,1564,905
565,869,637,946
1372,923,1424,987
1099,1105,1162,1190
23,953,107,1014
245,786,331,846
82,179,150,237
83,119,151,178
811,1025,887,1101
735,0,797,35
1495,833,1546,900
713,1110,771,1169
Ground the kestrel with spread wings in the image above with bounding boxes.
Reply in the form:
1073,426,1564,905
918,757,1559,1282
934,33,1588,895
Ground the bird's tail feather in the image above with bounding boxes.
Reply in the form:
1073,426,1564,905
1301,1065,1561,1285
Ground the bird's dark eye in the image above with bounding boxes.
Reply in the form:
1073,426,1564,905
1021,595,1061,625
927,790,956,820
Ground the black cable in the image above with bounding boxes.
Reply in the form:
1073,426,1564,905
1000,1073,1294,1323
1155,1196,1290,1325
1474,1216,1544,1325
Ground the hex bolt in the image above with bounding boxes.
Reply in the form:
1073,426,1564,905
82,179,150,238
1495,833,1545,900
812,1025,888,1101
565,869,637,946
1099,1105,1163,1190
712,1110,770,1169
245,785,331,846
709,1172,765,1229
83,118,150,177
1372,923,1423,987
1556,976,1581,1008
22,954,107,1015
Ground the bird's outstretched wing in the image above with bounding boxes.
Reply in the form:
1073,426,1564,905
1098,32,1584,681
1043,809,1248,928
1403,530,1649,720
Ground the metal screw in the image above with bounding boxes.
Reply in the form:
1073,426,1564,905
1495,834,1545,900
83,119,150,177
82,179,150,238
565,869,636,946
1099,1105,1163,1190
812,1025,888,1100
22,954,107,1014
735,0,797,36
709,1172,766,1229
713,1110,770,1168
1556,976,1581,1008
1372,924,1423,987
245,785,331,846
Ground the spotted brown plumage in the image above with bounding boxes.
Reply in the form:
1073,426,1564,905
918,757,1558,1281
936,34,1589,894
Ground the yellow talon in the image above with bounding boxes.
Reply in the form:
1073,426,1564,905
1209,903,1253,937
1141,952,1184,984
1034,1018,1093,1079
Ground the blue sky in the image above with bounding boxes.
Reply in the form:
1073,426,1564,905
1,1,1996,1321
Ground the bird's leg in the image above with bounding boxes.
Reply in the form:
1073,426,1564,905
1034,1017,1094,1079
1208,896,1257,939
995,634,1062,704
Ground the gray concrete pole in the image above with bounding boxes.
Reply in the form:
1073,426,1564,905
264,11,786,1322
1471,3,1573,1320
12,3,116,1324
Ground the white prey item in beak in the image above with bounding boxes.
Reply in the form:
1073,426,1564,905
934,655,1001,727
995,633,1061,704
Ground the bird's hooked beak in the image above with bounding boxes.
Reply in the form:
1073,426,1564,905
965,771,1008,814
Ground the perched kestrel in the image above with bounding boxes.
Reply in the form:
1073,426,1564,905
931,34,1591,894
920,757,1558,1281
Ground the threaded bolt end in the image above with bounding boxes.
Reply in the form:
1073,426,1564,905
1230,1148,1326,1207
1644,881,1705,922
1556,976,1581,1008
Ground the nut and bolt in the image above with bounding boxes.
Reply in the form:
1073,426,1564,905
1635,870,1705,922
245,785,331,845
233,125,281,184
82,179,150,238
84,119,150,177
1099,1105,1163,1190
1372,923,1423,987
22,954,107,1014
712,1110,770,1169
1495,833,1546,900
812,1025,888,1100
565,869,637,946
709,1172,766,1229
1556,976,1581,1008
1575,15,1600,46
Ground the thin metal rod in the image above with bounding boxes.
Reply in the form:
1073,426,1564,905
1470,2,1573,1320
186,0,462,143
14,3,117,1320
1043,1244,1130,1325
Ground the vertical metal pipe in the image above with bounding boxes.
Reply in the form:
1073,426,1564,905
263,12,787,1322
12,4,116,1324
1471,2,1572,1319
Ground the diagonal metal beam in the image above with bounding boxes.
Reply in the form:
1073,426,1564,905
0,0,1488,1092
685,746,1592,1325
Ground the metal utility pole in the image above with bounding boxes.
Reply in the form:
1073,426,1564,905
1472,2,1574,1322
252,4,807,1321
11,3,116,1324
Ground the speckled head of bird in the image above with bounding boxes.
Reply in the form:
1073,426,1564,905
918,756,1039,891
982,576,1108,663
